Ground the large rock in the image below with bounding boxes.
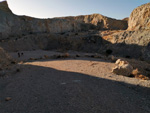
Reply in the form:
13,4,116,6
128,3,150,30
112,59,133,76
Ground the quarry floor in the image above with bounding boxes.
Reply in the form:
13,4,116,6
0,50,150,113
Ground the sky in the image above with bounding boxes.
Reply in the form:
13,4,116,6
1,0,150,19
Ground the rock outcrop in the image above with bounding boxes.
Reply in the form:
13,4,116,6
0,1,12,13
128,3,150,30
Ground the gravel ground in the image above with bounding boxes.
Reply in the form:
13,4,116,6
0,50,150,113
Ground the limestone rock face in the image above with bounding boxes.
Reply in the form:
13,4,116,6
128,3,150,30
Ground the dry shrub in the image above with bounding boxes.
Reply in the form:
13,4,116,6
52,53,70,59
29,57,35,60
44,55,49,59
135,74,149,80
132,68,150,80
132,68,140,75
62,53,70,58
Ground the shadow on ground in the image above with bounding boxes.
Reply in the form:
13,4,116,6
0,61,150,113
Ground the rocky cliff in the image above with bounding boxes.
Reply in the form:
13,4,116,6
0,1,128,39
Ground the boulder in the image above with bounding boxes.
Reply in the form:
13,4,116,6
128,3,150,30
112,59,133,76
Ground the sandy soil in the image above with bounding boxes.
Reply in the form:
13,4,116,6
0,50,150,113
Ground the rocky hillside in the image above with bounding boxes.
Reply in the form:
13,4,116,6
128,3,150,30
0,1,127,39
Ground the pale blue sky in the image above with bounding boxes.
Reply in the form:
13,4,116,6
2,0,150,19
